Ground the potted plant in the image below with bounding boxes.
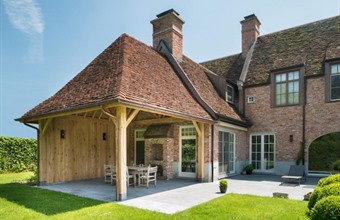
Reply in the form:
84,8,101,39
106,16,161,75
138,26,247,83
243,164,254,175
219,179,228,193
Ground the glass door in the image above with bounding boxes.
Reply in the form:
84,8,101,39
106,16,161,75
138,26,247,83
250,134,275,172
218,131,235,175
134,129,145,165
179,126,196,177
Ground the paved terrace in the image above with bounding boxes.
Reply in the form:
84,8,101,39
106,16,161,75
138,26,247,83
40,175,320,214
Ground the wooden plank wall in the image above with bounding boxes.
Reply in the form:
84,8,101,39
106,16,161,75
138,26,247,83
39,115,115,183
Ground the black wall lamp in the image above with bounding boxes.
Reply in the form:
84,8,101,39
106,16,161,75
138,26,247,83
289,135,293,142
60,130,65,139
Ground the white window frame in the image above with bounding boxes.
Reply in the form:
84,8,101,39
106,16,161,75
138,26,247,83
218,129,236,177
226,84,234,103
179,125,197,178
330,63,340,101
249,133,275,173
247,96,254,103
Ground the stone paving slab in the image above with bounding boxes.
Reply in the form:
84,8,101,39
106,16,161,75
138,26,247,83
40,175,320,214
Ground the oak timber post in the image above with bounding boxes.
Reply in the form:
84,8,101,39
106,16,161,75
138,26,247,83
193,121,205,182
116,106,127,201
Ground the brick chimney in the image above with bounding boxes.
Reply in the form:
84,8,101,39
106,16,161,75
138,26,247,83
151,9,185,60
240,14,261,57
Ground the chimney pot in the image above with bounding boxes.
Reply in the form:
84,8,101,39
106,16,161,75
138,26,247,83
151,9,185,60
241,14,261,57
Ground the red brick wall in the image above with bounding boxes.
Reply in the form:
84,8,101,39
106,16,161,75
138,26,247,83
305,76,340,154
244,76,340,172
245,85,303,162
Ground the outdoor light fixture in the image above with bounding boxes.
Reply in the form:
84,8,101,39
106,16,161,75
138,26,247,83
289,135,293,142
103,132,107,141
60,130,65,139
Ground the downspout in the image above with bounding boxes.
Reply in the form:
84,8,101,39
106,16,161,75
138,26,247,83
211,124,214,182
24,123,40,186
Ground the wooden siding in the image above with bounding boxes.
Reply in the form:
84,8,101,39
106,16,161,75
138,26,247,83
39,115,115,183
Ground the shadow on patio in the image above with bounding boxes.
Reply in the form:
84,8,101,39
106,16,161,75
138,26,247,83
40,178,198,202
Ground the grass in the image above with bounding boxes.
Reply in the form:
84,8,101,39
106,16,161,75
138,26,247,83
0,172,309,219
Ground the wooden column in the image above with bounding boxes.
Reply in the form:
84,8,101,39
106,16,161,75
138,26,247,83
193,121,205,182
116,106,127,201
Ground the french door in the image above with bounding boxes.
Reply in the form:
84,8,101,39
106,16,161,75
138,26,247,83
218,131,235,175
250,134,275,172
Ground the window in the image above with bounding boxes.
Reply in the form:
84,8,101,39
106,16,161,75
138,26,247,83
247,96,254,103
330,63,340,101
218,131,235,175
179,126,196,177
226,84,234,103
250,134,275,171
274,70,300,106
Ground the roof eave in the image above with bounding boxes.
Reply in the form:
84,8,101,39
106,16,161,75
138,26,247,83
216,113,252,128
16,98,214,124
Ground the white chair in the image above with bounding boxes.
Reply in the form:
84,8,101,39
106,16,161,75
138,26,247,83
139,165,157,188
111,167,135,187
104,164,115,184
127,169,135,187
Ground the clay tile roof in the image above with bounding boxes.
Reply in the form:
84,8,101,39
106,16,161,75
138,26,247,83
200,53,245,84
20,34,212,121
246,15,340,86
180,56,244,122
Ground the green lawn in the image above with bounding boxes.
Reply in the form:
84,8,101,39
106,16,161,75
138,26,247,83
0,173,309,219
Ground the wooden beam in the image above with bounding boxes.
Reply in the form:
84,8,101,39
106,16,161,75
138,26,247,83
115,106,127,201
102,107,116,125
195,122,205,182
92,111,97,118
126,109,139,126
105,102,213,124
134,117,186,125
192,121,202,137
41,118,52,136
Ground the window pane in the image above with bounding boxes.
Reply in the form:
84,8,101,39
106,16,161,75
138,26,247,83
294,81,299,92
331,88,340,100
288,72,294,80
276,74,282,82
331,75,340,87
331,75,340,100
281,73,286,81
294,71,299,80
288,82,294,92
294,93,299,104
331,64,338,74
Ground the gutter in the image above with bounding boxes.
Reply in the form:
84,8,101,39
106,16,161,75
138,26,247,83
24,123,40,186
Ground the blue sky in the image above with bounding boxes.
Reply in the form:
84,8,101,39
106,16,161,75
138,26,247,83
1,0,339,138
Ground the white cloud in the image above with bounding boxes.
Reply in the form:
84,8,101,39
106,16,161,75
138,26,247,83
3,0,44,35
3,0,44,63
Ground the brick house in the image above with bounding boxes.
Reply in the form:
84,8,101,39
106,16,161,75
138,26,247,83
17,9,339,200
202,13,340,175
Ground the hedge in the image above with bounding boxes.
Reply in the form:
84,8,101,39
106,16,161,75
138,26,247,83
309,196,340,220
0,136,37,173
317,174,340,187
308,183,340,210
